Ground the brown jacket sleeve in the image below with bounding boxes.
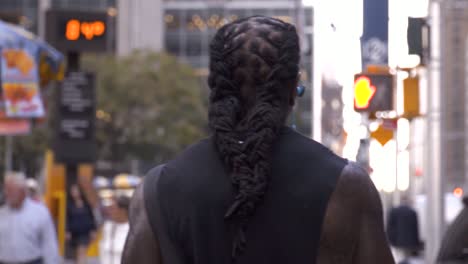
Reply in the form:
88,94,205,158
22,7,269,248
317,162,395,264
122,183,162,264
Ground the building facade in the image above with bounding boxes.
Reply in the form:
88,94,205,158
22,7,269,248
117,0,164,55
0,0,314,135
0,0,116,33
162,0,314,134
440,0,468,191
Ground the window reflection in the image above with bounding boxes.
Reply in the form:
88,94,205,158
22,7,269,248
163,5,314,86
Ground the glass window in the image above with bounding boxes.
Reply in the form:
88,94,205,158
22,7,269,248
250,9,270,17
303,33,313,56
51,0,110,10
228,9,247,20
165,10,182,31
304,7,313,26
0,0,20,9
0,0,38,32
165,33,182,55
272,9,293,24
182,9,227,33
186,33,202,56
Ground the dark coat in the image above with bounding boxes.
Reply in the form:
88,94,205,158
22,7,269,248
66,201,96,235
387,205,421,250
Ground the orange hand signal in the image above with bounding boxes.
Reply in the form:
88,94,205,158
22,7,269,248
354,76,376,109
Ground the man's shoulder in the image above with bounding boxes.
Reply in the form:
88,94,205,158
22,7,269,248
337,162,374,193
335,162,382,215
26,199,51,217
0,205,7,214
174,137,214,160
283,129,347,168
145,137,212,177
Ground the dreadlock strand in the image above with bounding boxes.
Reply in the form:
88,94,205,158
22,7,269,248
208,16,300,261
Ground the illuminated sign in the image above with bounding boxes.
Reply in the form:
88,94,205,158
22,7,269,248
353,73,394,112
65,19,106,41
354,76,376,110
46,10,113,53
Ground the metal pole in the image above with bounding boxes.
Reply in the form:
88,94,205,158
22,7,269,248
5,136,13,173
425,1,444,262
312,2,323,141
394,131,400,206
37,0,51,40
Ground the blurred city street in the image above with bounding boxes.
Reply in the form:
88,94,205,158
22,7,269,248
0,0,467,263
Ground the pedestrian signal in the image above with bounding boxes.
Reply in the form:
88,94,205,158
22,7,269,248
353,73,394,112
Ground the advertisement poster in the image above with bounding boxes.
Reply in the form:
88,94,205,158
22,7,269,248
0,100,31,135
1,45,45,118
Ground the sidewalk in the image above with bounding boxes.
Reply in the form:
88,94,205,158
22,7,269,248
64,258,99,264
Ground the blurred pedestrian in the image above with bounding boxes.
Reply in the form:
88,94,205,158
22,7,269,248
26,178,42,203
66,184,96,264
0,172,60,264
387,196,422,263
437,195,468,263
123,16,394,264
100,195,130,264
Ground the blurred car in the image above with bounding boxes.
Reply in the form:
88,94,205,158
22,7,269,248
94,173,141,211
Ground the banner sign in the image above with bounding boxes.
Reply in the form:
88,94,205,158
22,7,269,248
361,0,389,69
0,102,31,135
1,46,45,118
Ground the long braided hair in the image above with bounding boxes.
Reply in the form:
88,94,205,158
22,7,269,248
208,16,300,259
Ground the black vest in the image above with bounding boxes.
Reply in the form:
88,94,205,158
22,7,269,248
144,127,347,264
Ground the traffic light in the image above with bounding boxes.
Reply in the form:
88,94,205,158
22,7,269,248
403,76,420,119
408,17,429,65
353,73,394,112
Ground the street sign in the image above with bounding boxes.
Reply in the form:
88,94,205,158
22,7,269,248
382,118,398,130
353,73,394,112
362,38,388,66
361,0,389,69
54,71,96,163
45,10,113,53
371,124,394,146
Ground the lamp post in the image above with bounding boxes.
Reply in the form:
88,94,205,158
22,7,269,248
425,0,444,262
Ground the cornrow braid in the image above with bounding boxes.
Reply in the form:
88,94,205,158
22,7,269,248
208,16,300,260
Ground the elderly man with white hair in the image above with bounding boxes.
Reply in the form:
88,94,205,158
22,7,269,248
0,172,60,264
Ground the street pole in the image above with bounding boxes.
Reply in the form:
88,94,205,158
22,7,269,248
312,1,323,141
394,131,400,206
38,0,51,40
4,136,12,173
425,0,444,262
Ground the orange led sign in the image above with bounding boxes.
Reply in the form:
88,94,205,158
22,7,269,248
65,19,106,41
